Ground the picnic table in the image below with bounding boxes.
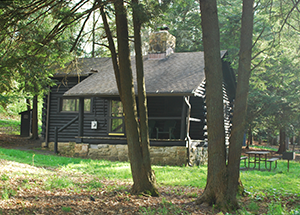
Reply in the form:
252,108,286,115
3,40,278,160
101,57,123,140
245,151,271,170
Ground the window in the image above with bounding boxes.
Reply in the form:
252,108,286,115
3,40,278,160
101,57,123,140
61,98,91,112
109,100,124,135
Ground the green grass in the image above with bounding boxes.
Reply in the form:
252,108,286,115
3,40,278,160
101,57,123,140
250,145,278,151
241,161,300,194
0,147,207,187
0,119,20,135
0,147,299,195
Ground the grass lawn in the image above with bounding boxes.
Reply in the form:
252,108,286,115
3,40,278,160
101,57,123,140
0,118,42,136
0,147,299,214
0,119,20,135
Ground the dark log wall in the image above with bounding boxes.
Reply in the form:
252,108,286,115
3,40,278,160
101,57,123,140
44,77,84,143
223,84,234,145
42,76,110,143
222,58,236,145
43,87,189,144
189,96,206,140
42,75,234,145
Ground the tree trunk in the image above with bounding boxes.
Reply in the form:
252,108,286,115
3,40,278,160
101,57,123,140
26,98,31,137
132,0,158,195
277,128,286,153
196,0,228,208
31,95,39,140
26,98,31,112
197,0,254,210
246,126,252,149
227,0,254,207
114,0,158,196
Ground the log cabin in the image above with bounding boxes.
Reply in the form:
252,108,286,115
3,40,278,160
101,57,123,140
41,30,236,165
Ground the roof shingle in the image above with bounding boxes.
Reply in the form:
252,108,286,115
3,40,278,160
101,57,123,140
63,51,227,97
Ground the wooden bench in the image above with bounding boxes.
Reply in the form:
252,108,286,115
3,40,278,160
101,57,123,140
267,157,280,171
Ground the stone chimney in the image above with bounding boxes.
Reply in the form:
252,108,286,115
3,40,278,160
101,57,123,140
148,28,176,60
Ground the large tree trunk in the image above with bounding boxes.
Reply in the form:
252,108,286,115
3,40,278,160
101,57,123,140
227,0,254,207
277,128,286,153
132,0,158,195
31,95,39,140
197,0,254,210
196,0,227,208
114,0,158,196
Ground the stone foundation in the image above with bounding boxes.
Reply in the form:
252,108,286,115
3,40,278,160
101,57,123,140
189,140,208,166
43,142,188,166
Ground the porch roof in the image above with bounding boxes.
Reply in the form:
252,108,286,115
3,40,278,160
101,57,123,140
63,51,227,97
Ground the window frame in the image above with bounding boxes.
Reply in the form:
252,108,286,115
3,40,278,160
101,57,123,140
60,97,92,113
108,99,125,136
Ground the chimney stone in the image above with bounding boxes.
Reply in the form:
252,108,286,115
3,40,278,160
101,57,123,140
148,30,176,59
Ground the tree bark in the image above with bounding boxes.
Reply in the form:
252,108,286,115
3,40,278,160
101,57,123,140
132,0,158,195
114,0,158,196
246,125,253,149
196,0,227,208
197,0,254,210
31,95,39,140
227,0,254,207
26,98,31,137
277,128,286,153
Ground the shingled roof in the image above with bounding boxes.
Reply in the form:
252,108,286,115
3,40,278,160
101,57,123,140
63,51,228,97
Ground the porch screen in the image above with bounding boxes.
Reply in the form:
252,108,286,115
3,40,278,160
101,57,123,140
110,100,124,134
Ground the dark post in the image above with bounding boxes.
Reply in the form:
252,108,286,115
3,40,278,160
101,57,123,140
78,97,84,143
54,127,58,154
184,96,192,166
180,97,187,140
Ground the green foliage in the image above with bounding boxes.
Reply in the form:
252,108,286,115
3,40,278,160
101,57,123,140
0,0,81,102
244,0,300,141
153,0,203,52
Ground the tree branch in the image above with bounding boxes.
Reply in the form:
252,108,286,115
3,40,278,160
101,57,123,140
94,42,110,48
277,0,300,34
252,25,265,49
70,1,96,52
99,1,122,96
